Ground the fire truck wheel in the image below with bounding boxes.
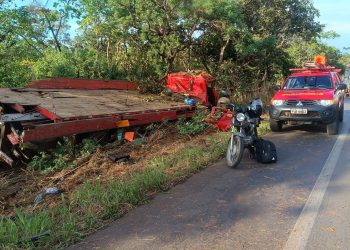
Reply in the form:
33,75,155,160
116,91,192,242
327,113,339,135
270,120,282,132
339,106,344,122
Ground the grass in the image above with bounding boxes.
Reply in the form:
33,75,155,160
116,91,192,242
176,107,210,136
29,138,98,174
0,125,270,249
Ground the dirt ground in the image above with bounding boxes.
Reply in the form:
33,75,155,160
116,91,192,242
0,125,216,218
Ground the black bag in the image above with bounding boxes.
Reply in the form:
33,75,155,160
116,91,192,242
255,139,277,163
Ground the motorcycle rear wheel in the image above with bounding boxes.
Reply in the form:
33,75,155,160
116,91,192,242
226,135,244,168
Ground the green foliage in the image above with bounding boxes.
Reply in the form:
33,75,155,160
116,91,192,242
145,120,170,133
176,108,210,136
29,138,72,173
29,152,51,173
29,137,97,173
339,52,350,70
238,0,323,42
0,208,52,248
0,0,348,98
79,138,98,157
286,33,344,71
0,43,34,88
257,121,271,135
32,49,76,79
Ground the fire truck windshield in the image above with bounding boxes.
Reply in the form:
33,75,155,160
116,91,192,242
283,76,332,90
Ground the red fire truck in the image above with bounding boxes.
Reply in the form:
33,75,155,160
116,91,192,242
269,56,347,135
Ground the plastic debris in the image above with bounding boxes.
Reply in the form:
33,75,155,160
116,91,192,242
33,193,45,204
124,132,135,142
184,97,196,106
133,138,146,145
45,187,60,195
108,154,130,163
116,129,124,140
33,187,63,204
18,231,50,246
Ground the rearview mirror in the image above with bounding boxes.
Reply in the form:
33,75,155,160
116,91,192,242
337,83,347,90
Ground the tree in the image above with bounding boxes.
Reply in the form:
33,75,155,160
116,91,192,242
239,0,323,47
196,0,325,101
0,0,79,86
287,31,344,70
0,0,347,100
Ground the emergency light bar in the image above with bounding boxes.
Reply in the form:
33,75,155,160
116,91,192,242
290,63,339,73
290,66,339,73
290,55,341,73
304,62,317,67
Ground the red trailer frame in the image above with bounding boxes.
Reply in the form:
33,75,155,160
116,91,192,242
0,78,196,166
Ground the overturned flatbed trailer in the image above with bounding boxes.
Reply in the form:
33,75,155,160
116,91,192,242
0,78,195,166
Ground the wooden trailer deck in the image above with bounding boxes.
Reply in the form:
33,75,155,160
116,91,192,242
0,88,190,120
0,78,196,166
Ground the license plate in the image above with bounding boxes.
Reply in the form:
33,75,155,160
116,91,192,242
291,108,307,114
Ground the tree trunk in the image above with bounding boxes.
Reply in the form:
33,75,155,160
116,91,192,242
219,39,230,64
106,37,110,68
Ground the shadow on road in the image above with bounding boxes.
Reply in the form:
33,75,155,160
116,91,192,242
281,124,326,133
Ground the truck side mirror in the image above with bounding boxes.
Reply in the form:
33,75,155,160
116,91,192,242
337,83,347,90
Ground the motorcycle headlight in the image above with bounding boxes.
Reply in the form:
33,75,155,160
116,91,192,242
236,113,245,122
317,100,333,106
271,100,284,106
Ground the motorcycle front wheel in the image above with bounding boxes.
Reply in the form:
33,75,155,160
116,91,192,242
226,135,244,168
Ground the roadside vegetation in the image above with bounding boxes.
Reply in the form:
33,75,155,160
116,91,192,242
1,0,350,100
0,112,270,249
29,138,98,174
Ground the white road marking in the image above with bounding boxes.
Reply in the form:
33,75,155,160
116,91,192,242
283,120,350,250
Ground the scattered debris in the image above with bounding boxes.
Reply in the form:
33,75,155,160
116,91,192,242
124,132,135,142
33,187,63,204
133,138,146,145
33,194,45,204
18,231,50,246
108,154,131,163
184,97,197,106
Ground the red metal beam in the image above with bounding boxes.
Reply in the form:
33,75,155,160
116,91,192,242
36,106,60,120
21,107,195,142
22,116,122,142
28,78,138,90
123,109,195,126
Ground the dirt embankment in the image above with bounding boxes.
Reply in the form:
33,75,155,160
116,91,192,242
0,125,217,218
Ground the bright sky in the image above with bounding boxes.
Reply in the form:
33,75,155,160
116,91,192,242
313,0,350,50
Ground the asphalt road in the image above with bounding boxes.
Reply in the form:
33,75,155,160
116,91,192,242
69,99,350,250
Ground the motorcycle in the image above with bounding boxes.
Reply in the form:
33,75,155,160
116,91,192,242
226,99,263,168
